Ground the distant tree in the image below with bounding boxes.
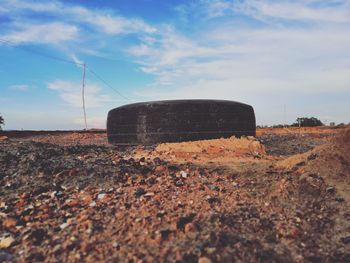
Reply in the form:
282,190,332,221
292,117,323,127
272,124,285,128
0,114,4,130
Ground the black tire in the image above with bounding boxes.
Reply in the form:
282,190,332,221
107,99,256,145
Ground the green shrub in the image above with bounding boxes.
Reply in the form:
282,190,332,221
292,117,323,127
0,114,4,130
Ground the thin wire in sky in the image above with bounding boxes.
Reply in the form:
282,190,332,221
0,38,83,66
87,67,131,101
0,38,131,101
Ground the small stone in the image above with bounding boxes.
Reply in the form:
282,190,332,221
307,153,317,161
205,247,216,254
180,171,188,178
176,214,195,230
340,236,350,244
55,191,64,198
175,180,184,187
52,244,62,253
65,199,79,207
157,210,166,217
326,186,335,194
146,177,156,185
206,195,220,204
30,228,47,246
60,222,69,230
19,193,29,199
97,193,106,200
112,242,120,249
198,257,213,263
144,192,155,197
184,223,196,233
134,187,146,197
3,218,17,228
0,251,13,262
89,201,97,207
0,236,15,249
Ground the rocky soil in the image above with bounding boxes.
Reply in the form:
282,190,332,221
0,127,349,262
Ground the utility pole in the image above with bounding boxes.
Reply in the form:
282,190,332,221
82,63,88,130
284,104,286,128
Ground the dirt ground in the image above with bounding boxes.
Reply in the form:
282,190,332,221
0,126,349,262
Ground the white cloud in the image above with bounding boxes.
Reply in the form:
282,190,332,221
3,22,79,44
177,0,350,24
128,0,350,101
86,15,156,35
47,80,110,108
0,0,156,38
0,0,61,13
232,0,350,23
8,84,29,91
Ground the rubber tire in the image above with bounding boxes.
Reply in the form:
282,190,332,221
107,99,256,145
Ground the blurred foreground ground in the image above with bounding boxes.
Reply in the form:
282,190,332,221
0,126,349,262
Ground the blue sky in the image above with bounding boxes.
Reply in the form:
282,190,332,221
0,0,349,129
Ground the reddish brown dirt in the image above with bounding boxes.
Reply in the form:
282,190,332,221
0,126,349,262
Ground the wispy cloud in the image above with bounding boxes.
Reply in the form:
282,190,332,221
176,0,350,24
232,0,350,23
8,84,30,92
47,80,110,108
3,22,79,45
129,0,350,100
0,0,156,40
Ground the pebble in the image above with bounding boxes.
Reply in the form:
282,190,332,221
307,153,317,161
326,186,335,194
340,236,350,244
0,236,15,249
175,180,184,187
0,251,13,262
184,223,196,233
97,193,106,200
60,222,69,230
3,217,17,228
180,171,188,178
198,257,213,263
134,187,146,197
112,242,120,249
52,244,62,253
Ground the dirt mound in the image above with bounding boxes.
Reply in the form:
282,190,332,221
1,129,350,262
278,128,350,176
153,136,266,164
275,128,350,258
24,132,108,146
335,127,350,147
